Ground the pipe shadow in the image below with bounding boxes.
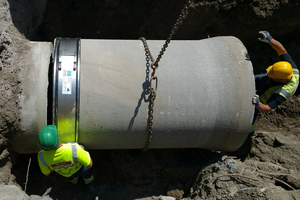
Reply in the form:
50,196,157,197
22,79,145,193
6,0,47,40
127,48,151,131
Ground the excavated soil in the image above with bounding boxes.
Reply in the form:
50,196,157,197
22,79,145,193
1,0,300,200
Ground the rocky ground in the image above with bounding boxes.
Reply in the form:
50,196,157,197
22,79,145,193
1,0,300,200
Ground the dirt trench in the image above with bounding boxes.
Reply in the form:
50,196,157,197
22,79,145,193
1,0,300,199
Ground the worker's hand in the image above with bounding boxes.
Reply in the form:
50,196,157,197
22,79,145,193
252,94,260,107
258,31,272,43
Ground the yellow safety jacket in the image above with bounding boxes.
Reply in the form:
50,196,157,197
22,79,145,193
260,69,299,104
38,143,91,177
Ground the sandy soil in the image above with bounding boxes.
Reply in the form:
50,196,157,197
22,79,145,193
1,0,300,200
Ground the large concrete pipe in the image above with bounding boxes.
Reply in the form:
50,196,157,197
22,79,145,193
14,41,52,153
13,36,255,153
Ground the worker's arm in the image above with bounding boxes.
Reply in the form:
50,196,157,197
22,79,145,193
256,102,272,113
269,38,287,56
77,144,93,168
87,157,93,168
38,152,52,176
258,31,287,56
252,94,272,113
44,172,52,176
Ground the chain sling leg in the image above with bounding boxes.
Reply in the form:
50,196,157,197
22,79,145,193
139,1,192,150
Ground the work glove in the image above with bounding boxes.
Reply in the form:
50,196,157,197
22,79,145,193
258,31,272,43
252,94,260,107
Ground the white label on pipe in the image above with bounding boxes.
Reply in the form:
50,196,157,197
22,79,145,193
60,56,74,95
63,70,72,94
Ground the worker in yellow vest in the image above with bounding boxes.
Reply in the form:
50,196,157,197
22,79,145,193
252,31,299,129
37,125,97,194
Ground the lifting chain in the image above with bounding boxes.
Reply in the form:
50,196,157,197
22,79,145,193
140,1,192,151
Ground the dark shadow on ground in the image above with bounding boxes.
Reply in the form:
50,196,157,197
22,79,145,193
12,148,226,200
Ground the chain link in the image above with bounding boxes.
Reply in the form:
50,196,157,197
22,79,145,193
144,78,156,151
140,37,156,151
152,1,191,68
139,1,192,151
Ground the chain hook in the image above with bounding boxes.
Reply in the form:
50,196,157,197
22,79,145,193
151,62,158,77
150,76,158,92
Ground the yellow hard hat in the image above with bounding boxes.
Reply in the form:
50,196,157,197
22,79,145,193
267,61,293,79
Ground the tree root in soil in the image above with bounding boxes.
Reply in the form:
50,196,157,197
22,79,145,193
216,165,298,191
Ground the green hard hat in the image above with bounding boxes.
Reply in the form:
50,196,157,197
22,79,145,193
38,125,59,150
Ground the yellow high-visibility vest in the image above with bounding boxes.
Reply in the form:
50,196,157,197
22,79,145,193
260,69,299,104
38,143,91,177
